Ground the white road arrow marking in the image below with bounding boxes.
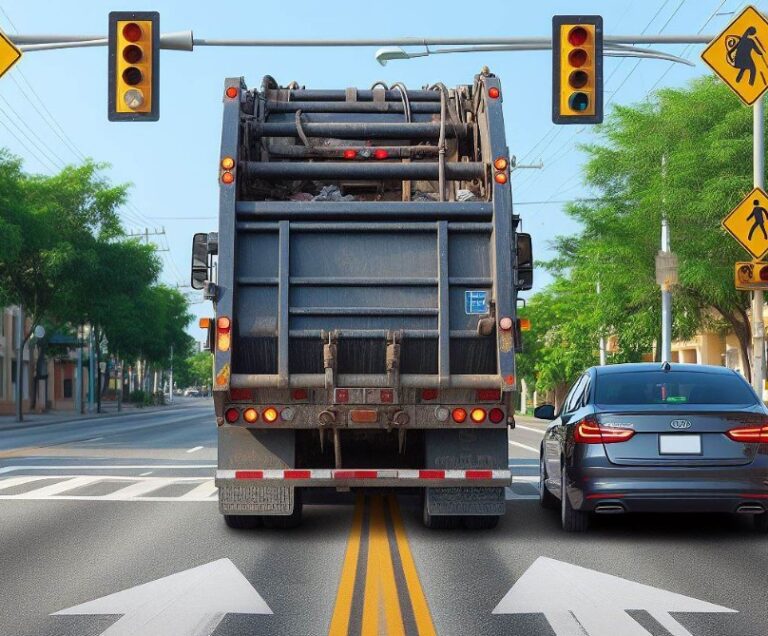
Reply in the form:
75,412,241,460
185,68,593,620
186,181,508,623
53,558,271,636
493,557,736,636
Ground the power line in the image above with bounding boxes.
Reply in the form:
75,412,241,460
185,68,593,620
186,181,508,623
0,94,68,166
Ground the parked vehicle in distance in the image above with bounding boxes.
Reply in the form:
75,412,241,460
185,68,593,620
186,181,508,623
183,388,202,397
534,363,768,533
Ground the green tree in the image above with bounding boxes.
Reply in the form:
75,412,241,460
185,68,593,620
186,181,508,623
175,351,213,389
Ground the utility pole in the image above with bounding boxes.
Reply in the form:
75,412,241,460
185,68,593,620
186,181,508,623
168,344,174,404
753,97,765,397
15,305,24,422
656,155,677,364
88,325,95,413
75,324,83,414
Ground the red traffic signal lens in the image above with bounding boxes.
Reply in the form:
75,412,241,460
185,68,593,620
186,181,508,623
569,70,589,89
568,49,588,68
760,266,768,281
122,67,143,86
122,22,142,43
568,93,590,112
568,26,588,46
122,45,143,64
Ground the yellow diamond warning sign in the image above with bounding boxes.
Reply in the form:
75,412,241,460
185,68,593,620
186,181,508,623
0,29,21,80
701,5,768,105
722,187,768,259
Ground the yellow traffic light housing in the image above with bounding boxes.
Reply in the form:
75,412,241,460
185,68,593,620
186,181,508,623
552,15,603,124
108,11,159,121
735,261,768,290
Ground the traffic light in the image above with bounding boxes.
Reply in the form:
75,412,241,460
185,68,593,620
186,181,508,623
552,15,603,124
735,261,768,290
108,11,159,121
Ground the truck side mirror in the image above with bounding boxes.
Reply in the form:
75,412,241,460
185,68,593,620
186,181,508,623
191,233,209,290
516,233,533,291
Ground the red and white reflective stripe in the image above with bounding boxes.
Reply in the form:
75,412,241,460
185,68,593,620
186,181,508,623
218,469,511,481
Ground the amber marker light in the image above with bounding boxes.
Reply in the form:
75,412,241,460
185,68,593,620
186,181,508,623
494,157,508,171
221,157,235,170
225,86,239,99
488,86,500,99
243,408,259,423
221,172,234,184
494,172,508,185
470,408,487,423
263,407,279,423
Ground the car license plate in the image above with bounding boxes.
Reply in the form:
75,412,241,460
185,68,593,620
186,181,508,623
659,434,701,455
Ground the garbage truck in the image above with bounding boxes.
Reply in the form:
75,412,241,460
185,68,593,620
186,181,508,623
191,70,533,529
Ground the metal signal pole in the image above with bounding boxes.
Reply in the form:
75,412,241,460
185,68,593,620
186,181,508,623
753,97,765,398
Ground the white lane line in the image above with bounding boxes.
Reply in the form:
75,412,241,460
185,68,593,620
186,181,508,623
513,476,540,483
104,478,173,499
514,424,546,434
179,479,218,500
81,436,104,442
18,476,101,498
186,446,204,454
508,440,539,454
139,471,153,477
0,464,217,474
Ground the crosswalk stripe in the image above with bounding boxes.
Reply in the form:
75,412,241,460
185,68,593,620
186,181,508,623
0,475,50,492
179,480,218,500
104,478,173,499
19,476,101,498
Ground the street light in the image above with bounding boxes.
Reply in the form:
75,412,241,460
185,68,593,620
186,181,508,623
374,46,428,65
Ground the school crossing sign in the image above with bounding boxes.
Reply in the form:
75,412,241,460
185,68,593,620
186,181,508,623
722,187,768,259
701,5,768,105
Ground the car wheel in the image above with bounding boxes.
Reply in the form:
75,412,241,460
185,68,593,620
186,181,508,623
224,514,262,530
561,465,590,532
462,515,500,530
754,512,768,533
539,454,558,510
422,493,460,529
262,489,303,529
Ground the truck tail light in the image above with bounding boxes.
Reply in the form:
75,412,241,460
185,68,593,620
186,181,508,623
217,316,231,351
229,388,252,401
225,86,239,99
243,407,258,423
470,408,486,423
476,389,501,402
452,408,467,423
573,418,635,444
225,408,239,423
488,86,500,99
373,148,389,160
335,389,349,404
421,389,438,401
489,408,504,423
343,149,357,159
262,407,279,423
380,389,393,403
292,388,308,400
726,425,768,443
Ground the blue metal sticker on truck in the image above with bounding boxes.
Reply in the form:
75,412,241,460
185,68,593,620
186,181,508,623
465,290,489,315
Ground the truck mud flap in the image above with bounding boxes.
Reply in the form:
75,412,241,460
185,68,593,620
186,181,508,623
218,483,294,516
424,428,508,516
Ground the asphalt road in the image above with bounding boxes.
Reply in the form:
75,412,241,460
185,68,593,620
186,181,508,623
0,402,766,636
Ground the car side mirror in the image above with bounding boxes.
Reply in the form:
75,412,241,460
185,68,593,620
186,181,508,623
533,404,556,420
191,232,209,290
515,232,533,291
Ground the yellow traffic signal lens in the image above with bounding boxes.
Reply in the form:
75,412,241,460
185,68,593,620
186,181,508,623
122,45,142,64
122,22,142,42
568,26,588,46
123,89,145,110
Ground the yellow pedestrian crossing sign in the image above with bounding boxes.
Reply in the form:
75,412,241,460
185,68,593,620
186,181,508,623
722,187,768,259
0,28,21,80
701,5,768,105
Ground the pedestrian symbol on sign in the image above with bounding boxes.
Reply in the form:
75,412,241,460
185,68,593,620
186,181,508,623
722,187,768,259
726,27,767,87
747,199,768,240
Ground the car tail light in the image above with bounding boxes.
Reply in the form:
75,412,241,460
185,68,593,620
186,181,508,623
470,408,486,424
292,388,308,400
224,408,239,423
452,408,467,423
726,425,768,443
421,389,438,401
573,417,635,444
229,388,252,401
262,407,279,423
489,408,504,423
217,316,231,351
243,407,258,423
477,389,501,402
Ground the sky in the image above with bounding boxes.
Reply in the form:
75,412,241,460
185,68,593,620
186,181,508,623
0,0,764,341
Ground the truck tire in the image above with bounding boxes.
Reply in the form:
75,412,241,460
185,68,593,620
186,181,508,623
539,454,558,510
422,494,460,529
561,465,589,533
462,515,500,530
755,512,768,533
262,489,303,529
224,514,262,530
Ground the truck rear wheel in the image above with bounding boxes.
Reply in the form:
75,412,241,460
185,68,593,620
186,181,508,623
224,514,262,530
422,494,460,529
462,515,500,530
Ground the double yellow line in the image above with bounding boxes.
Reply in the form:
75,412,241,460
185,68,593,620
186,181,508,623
329,495,437,636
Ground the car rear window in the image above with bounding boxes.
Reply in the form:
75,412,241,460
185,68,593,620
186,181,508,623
594,371,758,406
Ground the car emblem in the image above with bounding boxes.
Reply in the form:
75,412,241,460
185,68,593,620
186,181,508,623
670,419,692,429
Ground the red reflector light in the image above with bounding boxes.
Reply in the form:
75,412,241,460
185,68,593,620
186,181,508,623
284,470,310,479
343,149,357,160
452,408,467,423
421,389,438,401
225,408,239,423
380,389,394,403
122,22,142,42
488,87,500,99
477,389,501,402
489,408,504,423
585,493,625,500
225,86,239,99
262,407,279,423
335,470,378,479
235,470,263,479
574,418,635,444
568,26,588,46
229,388,252,401
335,389,349,403
726,425,768,443
419,469,445,479
292,388,308,400
350,409,378,423
373,148,389,160
470,408,487,424
466,470,493,480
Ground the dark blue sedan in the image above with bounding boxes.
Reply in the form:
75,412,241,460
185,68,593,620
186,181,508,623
534,363,768,532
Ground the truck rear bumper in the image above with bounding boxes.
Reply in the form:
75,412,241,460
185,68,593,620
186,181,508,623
215,468,511,488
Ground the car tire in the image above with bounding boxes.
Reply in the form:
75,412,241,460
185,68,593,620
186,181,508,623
462,515,500,530
224,514,262,530
539,454,558,510
262,489,303,529
422,494,460,529
561,465,590,532
754,512,768,533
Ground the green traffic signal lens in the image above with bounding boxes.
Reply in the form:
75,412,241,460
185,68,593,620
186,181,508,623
568,92,589,112
122,66,143,86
